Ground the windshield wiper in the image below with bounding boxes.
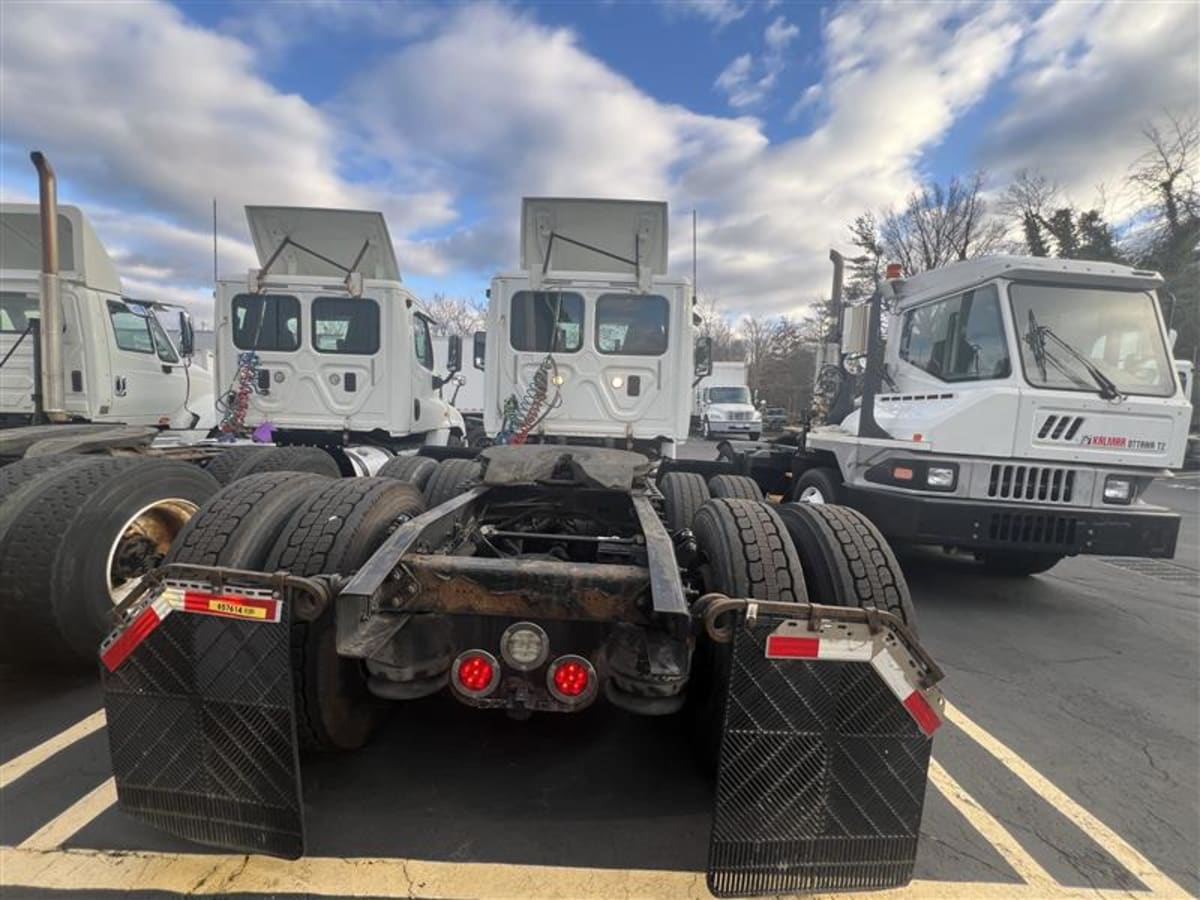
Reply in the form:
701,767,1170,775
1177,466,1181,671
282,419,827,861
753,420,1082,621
1024,310,1123,400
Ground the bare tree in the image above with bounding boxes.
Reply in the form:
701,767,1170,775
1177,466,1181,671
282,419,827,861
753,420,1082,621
425,293,487,337
1129,111,1200,233
696,292,744,361
878,172,1009,274
1001,169,1120,260
740,315,814,415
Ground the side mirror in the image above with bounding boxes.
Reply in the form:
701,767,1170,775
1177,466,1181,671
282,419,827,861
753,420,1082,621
473,331,486,371
447,334,462,374
694,336,713,377
178,310,195,357
1168,328,1179,350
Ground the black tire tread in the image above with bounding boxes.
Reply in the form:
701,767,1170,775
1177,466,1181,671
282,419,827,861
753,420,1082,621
0,454,88,503
660,472,710,531
203,447,264,484
693,498,807,603
377,455,439,491
707,473,763,501
423,458,481,509
776,502,915,629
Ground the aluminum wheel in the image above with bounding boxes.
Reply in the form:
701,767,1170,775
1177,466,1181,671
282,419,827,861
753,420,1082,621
106,498,199,604
798,485,827,504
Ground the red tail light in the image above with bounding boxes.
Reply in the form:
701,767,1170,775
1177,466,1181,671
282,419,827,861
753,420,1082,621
452,650,499,697
546,654,597,704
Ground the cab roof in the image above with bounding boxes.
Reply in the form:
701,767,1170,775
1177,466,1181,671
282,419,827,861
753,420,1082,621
891,255,1164,309
0,203,122,295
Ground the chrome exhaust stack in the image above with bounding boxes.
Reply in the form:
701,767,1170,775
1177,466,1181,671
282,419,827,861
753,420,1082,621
30,150,67,423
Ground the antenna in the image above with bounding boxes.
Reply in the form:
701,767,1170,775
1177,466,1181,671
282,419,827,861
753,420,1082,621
692,208,697,303
212,197,218,285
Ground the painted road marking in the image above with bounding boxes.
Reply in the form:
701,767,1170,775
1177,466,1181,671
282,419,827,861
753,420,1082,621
0,710,105,790
18,778,116,851
926,758,1055,890
0,704,1189,898
944,702,1188,898
0,846,1180,900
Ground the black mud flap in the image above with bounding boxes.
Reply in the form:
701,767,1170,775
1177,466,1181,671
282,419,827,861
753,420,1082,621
707,609,941,897
100,582,304,859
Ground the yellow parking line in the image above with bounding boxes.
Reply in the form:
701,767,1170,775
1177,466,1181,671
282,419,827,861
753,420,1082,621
18,778,117,851
0,710,106,790
0,845,1170,899
927,758,1056,889
945,702,1189,898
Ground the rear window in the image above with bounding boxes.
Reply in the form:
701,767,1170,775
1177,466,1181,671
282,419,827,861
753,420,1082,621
0,292,39,331
312,297,380,355
510,291,584,353
596,294,669,355
232,294,300,351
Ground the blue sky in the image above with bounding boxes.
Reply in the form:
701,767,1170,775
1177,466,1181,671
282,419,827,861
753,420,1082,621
1,0,1196,324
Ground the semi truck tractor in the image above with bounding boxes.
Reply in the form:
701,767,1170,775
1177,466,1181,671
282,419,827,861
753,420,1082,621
709,252,1192,575
99,198,946,896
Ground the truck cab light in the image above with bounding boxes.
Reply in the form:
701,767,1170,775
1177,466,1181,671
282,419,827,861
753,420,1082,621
1103,477,1133,503
892,466,915,481
610,375,624,389
926,466,957,489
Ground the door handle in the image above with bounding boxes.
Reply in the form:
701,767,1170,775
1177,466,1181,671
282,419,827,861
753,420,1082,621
114,376,127,397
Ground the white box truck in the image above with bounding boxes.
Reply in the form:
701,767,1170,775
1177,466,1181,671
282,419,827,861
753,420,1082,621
693,360,761,440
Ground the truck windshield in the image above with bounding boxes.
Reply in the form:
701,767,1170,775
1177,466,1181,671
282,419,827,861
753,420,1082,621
709,387,751,404
1009,284,1174,398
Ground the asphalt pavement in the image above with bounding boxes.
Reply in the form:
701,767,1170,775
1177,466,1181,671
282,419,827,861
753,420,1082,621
0,445,1196,899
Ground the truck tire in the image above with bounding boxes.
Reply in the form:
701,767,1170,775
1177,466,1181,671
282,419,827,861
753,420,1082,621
791,467,842,505
708,473,763,501
166,472,333,569
689,498,808,767
978,550,1063,576
775,503,916,632
377,455,438,491
266,478,427,752
423,457,481,509
0,455,88,504
0,458,219,665
660,472,710,532
206,446,341,485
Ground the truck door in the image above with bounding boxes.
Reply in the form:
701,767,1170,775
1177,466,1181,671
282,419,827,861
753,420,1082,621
104,299,185,425
409,311,439,434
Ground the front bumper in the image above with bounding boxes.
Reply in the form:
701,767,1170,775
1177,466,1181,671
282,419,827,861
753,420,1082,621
842,486,1180,557
709,421,759,435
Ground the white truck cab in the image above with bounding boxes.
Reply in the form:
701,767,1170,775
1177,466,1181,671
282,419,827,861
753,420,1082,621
787,255,1192,572
477,198,704,459
694,361,760,440
1,198,209,430
213,207,466,460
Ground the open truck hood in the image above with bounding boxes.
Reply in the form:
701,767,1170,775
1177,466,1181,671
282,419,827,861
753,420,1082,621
245,206,401,282
521,197,667,280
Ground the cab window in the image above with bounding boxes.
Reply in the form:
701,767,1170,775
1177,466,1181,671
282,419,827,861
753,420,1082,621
596,294,669,355
107,300,155,353
232,294,300,351
413,314,434,369
510,291,583,353
312,297,379,355
899,285,1010,381
146,311,179,364
0,292,39,331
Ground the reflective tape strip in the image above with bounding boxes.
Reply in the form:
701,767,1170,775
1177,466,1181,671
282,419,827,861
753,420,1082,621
100,594,172,672
178,590,280,623
873,640,943,736
765,634,820,658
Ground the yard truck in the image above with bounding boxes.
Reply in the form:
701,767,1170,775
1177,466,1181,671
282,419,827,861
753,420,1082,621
706,252,1191,575
99,198,946,896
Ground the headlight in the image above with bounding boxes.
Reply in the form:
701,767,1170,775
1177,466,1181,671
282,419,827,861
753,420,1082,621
1103,476,1133,504
752,410,762,421
708,409,724,420
926,466,957,490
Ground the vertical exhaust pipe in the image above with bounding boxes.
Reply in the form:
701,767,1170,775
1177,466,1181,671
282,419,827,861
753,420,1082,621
30,151,67,422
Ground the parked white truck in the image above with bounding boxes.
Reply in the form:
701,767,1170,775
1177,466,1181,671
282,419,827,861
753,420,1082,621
693,360,760,440
721,252,1192,575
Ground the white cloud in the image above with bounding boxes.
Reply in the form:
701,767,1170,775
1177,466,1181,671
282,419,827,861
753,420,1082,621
663,0,747,29
982,0,1200,218
714,15,800,109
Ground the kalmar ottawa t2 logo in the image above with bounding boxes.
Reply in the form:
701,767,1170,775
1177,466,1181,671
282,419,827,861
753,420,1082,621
1081,434,1166,452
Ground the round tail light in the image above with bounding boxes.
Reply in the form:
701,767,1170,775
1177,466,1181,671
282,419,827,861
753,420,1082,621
452,650,499,698
546,654,597,705
500,621,549,671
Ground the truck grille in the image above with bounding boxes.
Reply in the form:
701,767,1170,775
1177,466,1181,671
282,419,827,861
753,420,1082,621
988,464,1077,503
727,411,753,421
1036,415,1085,441
988,512,1078,547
